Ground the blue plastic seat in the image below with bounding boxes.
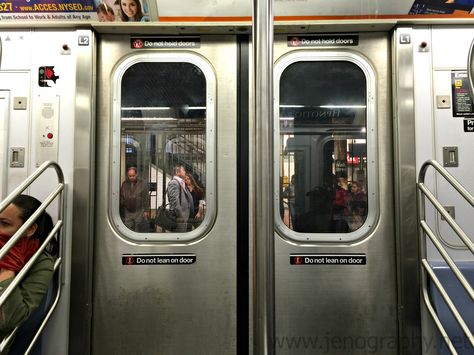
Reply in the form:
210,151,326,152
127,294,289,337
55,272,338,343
429,262,474,355
9,280,56,355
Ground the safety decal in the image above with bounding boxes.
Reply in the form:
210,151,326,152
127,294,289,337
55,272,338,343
451,71,474,118
130,36,201,49
38,66,60,87
122,253,196,265
290,253,366,265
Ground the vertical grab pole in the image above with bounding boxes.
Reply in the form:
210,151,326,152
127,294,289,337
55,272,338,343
253,0,275,354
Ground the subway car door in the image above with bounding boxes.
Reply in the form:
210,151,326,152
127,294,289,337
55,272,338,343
273,33,399,355
93,35,238,354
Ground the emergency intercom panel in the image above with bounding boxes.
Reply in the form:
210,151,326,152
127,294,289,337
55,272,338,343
36,95,59,166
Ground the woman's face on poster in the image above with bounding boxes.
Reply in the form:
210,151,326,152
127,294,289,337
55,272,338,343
121,0,137,19
98,11,115,21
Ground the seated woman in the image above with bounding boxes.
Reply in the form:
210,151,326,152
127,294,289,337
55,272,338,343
0,195,57,352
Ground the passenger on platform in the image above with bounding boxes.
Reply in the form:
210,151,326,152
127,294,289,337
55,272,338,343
167,165,193,233
348,181,367,231
120,167,150,232
331,175,349,232
120,0,144,21
282,175,296,229
0,195,57,351
279,177,285,220
96,2,115,22
184,173,204,228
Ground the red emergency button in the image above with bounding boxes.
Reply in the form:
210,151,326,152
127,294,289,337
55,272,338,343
47,133,53,139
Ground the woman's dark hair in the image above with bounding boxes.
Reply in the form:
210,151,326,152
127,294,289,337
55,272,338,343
186,173,203,195
12,194,58,256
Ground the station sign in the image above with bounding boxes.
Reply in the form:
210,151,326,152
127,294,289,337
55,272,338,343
290,253,366,265
122,253,196,265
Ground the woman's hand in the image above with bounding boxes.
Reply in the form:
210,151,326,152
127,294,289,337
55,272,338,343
0,269,15,282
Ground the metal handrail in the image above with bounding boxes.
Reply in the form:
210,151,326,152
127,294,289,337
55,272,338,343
0,160,65,353
418,160,474,353
467,38,474,102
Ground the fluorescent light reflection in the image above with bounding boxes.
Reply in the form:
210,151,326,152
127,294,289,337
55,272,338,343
121,106,206,110
319,105,366,109
279,104,366,109
122,107,170,110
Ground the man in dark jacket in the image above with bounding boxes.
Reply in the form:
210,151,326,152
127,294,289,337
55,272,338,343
120,167,150,231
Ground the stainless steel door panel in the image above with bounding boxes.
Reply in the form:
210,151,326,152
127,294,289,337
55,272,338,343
273,32,397,355
94,35,237,355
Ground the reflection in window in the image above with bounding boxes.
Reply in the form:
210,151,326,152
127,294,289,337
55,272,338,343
119,62,207,233
279,61,368,233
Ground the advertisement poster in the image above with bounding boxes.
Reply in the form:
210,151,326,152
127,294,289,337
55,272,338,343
95,0,151,22
0,0,96,20
0,0,473,22
155,0,474,21
410,0,474,15
0,0,151,21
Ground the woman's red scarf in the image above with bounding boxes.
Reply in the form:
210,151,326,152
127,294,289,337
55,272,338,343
0,233,40,272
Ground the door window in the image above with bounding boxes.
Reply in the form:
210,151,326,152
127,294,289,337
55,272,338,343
110,54,216,241
275,52,378,242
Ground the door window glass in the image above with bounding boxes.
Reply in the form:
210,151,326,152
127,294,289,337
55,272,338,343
276,53,377,241
111,55,215,241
